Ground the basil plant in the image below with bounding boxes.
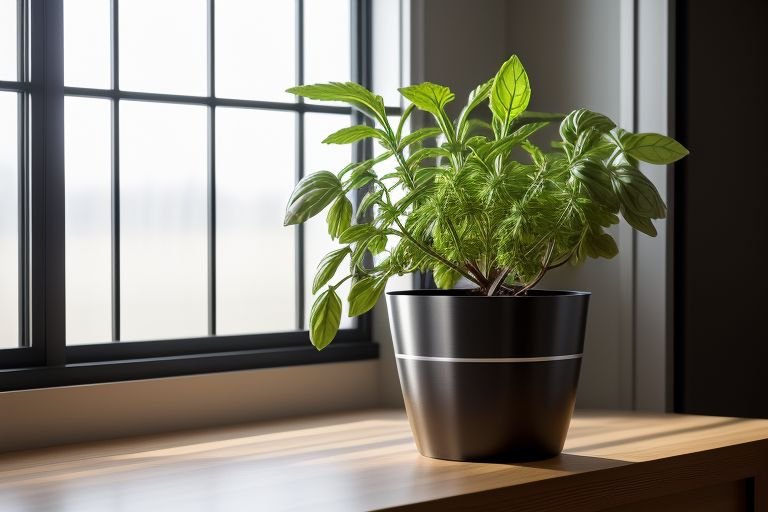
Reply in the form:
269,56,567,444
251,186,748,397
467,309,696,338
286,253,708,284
284,55,688,350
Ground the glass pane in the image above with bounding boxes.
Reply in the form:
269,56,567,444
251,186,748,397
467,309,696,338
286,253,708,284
304,0,350,103
120,101,208,341
304,113,354,329
65,97,112,344
119,0,207,95
372,0,401,107
215,0,295,102
0,92,18,348
64,0,111,88
0,0,16,80
216,108,296,335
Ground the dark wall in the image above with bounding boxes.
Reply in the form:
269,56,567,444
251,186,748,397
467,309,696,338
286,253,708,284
675,0,768,417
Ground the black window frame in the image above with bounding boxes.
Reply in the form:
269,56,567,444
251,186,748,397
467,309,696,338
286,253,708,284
0,0,402,391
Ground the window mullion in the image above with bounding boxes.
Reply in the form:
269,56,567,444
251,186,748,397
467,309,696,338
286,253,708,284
17,0,30,348
29,0,66,365
295,0,305,330
207,0,217,336
352,0,374,264
110,0,121,341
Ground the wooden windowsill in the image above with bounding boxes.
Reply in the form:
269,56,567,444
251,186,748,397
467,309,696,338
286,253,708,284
1,409,767,511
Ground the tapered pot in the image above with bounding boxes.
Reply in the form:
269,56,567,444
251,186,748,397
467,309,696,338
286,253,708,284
386,289,590,462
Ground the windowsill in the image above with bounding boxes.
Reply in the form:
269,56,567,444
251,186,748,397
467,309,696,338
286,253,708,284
2,409,767,510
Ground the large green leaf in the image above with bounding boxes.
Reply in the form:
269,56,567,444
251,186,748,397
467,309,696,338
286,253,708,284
344,166,376,190
486,122,548,161
559,109,615,145
512,111,567,124
406,146,450,166
312,247,350,294
586,231,619,258
398,127,442,150
339,223,378,244
611,165,666,218
348,276,388,317
309,288,343,350
398,82,455,117
286,82,387,124
490,55,531,130
357,189,383,221
284,171,342,225
620,205,658,237
513,120,550,140
622,132,689,164
327,196,353,239
570,159,619,210
457,78,493,139
464,79,494,116
368,234,388,255
323,125,385,145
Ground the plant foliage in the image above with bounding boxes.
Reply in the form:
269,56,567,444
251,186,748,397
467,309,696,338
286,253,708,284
284,55,688,350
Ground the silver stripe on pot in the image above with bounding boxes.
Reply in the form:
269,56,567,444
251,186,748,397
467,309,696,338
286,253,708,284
395,354,583,363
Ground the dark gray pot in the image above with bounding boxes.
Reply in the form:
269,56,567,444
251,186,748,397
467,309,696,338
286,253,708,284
386,289,590,462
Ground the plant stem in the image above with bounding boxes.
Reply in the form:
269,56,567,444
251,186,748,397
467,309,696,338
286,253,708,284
330,274,354,290
486,267,511,296
515,240,556,296
375,143,479,288
465,262,489,287
396,104,415,142
392,224,480,287
444,217,466,262
510,113,567,131
546,249,576,271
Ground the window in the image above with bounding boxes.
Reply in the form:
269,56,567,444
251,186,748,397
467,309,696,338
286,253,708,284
0,0,404,390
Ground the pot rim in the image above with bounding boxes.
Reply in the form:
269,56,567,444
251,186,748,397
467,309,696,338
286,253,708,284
386,288,591,298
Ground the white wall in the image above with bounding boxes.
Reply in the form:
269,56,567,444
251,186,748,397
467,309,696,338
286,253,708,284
505,0,628,409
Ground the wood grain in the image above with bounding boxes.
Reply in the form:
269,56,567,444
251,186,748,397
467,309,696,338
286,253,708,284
0,409,766,511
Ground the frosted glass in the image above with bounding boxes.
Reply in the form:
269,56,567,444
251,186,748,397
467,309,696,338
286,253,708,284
0,0,15,81
120,0,207,95
215,108,296,335
372,0,401,107
304,0,350,105
120,101,208,341
64,0,110,88
215,0,296,102
0,92,18,348
304,113,354,329
65,97,112,344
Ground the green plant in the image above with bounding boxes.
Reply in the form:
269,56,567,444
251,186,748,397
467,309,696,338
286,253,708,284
284,55,688,350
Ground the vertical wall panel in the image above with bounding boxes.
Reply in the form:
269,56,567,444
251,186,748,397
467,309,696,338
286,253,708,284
675,0,768,418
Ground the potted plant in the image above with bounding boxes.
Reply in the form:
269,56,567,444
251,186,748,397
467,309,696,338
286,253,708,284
284,55,688,461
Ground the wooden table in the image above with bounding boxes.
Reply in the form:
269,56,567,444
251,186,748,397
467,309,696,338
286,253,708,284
1,409,766,511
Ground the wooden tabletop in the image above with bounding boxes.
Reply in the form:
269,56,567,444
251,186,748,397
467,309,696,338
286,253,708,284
1,409,767,511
